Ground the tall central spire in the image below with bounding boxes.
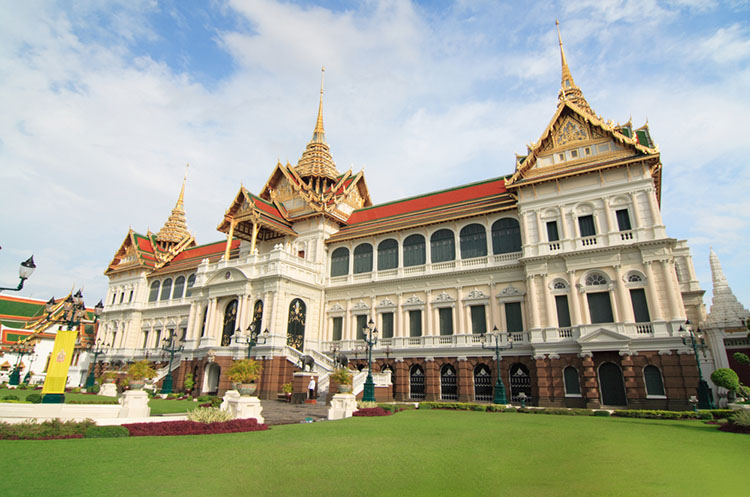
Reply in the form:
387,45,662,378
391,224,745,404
156,164,192,246
706,248,750,326
295,67,339,181
555,20,592,114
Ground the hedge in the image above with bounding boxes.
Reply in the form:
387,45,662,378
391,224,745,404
0,419,95,440
123,418,268,437
85,425,130,438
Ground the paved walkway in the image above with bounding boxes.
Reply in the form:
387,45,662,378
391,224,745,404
260,399,329,425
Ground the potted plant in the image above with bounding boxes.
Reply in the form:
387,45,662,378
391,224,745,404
183,372,194,395
102,371,117,384
227,359,263,396
281,382,293,402
127,360,156,390
330,368,353,393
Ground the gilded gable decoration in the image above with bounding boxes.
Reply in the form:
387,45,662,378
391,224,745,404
555,117,588,147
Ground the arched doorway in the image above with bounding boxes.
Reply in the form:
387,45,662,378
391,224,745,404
287,299,306,351
474,363,493,402
221,299,238,346
203,363,221,394
409,364,425,400
598,362,627,406
440,364,458,400
509,363,531,403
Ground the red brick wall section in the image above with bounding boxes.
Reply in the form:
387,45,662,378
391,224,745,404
457,359,472,402
581,355,600,409
425,360,439,401
535,356,552,405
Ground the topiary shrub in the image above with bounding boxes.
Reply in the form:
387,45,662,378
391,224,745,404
700,411,714,420
87,384,100,394
85,425,130,438
733,352,750,366
594,410,611,417
711,368,740,393
2,394,20,401
26,393,42,404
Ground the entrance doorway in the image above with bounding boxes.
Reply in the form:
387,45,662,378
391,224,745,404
203,363,221,394
598,361,627,406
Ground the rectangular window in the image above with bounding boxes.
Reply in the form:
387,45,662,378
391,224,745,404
570,149,578,158
438,308,453,336
128,290,133,303
578,215,596,237
118,293,124,304
154,330,162,348
587,292,614,323
555,295,572,327
584,147,591,155
546,221,560,242
332,317,343,341
505,302,523,333
111,293,116,305
409,310,422,337
470,305,487,334
180,327,187,342
381,312,394,338
142,331,149,349
356,315,368,340
630,288,651,322
616,209,632,231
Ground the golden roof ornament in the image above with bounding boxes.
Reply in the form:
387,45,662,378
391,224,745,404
556,20,593,115
156,164,192,244
295,66,340,181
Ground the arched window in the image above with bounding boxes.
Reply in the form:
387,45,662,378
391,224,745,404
185,274,196,297
430,229,455,263
330,247,350,277
251,300,263,333
148,281,160,302
627,274,643,283
221,299,238,347
460,224,487,259
173,276,186,299
585,273,608,286
440,364,458,400
473,363,493,402
353,243,373,274
509,363,532,403
287,299,306,351
644,365,665,396
598,362,627,406
492,218,521,254
409,364,425,400
563,366,581,395
403,234,426,267
160,279,172,301
585,272,613,323
377,239,398,270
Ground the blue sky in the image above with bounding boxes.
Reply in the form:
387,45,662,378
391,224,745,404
1,0,749,317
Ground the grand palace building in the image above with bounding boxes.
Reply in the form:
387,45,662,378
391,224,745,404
98,30,710,410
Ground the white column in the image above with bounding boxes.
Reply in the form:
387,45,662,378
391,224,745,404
609,285,620,323
603,200,614,233
497,300,507,332
646,188,663,226
615,265,634,323
629,192,643,229
527,275,540,329
643,262,663,320
559,208,570,239
567,271,582,326
456,290,465,334
425,291,432,335
543,274,555,328
661,260,684,321
535,210,544,244
345,300,353,340
488,283,498,328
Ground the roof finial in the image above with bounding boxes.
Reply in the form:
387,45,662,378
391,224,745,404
177,163,189,208
312,66,326,143
556,20,575,92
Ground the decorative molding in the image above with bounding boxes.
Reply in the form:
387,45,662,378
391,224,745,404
548,353,560,359
328,303,345,312
500,286,521,297
394,357,404,363
377,297,396,308
533,353,547,360
433,291,455,303
351,300,369,311
457,356,468,362
425,356,435,362
578,352,593,358
404,294,424,306
466,288,486,300
657,349,672,356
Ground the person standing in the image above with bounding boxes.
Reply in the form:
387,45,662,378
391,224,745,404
308,377,316,400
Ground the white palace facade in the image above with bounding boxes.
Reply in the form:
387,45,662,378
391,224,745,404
99,32,707,409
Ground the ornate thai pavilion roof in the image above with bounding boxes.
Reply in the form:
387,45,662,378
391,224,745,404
705,249,750,327
294,67,340,182
556,21,593,115
156,168,192,244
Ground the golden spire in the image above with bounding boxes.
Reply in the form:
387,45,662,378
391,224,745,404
156,165,191,245
295,67,339,181
555,20,592,114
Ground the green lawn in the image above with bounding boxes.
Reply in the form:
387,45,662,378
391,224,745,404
0,388,199,412
1,410,747,497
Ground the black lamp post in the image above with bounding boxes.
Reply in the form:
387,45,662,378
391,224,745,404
0,255,36,293
23,353,36,384
160,330,185,394
678,320,715,409
481,326,514,404
362,318,379,402
85,339,110,388
234,324,269,359
8,342,34,386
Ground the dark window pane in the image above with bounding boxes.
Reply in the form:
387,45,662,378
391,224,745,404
630,288,651,322
173,276,185,299
160,279,172,301
409,310,422,337
470,305,487,334
353,244,373,274
332,317,343,341
186,274,196,297
331,247,350,276
149,281,160,302
403,234,426,267
616,209,632,231
431,229,455,263
564,366,581,395
546,221,560,242
382,312,394,338
377,239,398,270
587,291,614,323
460,224,487,259
492,218,522,254
578,215,596,237
505,302,523,332
644,365,665,396
555,295,572,327
439,307,453,335
356,315,368,340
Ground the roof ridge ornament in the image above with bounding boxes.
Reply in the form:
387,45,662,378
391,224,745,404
295,67,340,182
555,20,593,115
156,166,192,247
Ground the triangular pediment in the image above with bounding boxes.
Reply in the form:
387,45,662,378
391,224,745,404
577,327,630,344
105,230,153,275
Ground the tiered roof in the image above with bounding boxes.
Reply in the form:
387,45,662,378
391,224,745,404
705,249,750,328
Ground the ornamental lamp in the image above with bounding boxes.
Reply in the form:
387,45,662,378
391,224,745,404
73,289,84,306
63,295,74,312
45,297,56,314
94,300,104,317
19,256,36,279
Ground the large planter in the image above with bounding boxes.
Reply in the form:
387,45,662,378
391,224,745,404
337,384,352,394
129,379,146,390
103,378,116,384
237,383,257,396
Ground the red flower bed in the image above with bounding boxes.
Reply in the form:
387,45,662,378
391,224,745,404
123,418,268,437
353,407,392,417
718,423,750,434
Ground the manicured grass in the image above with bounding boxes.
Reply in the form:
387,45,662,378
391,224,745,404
0,388,199,412
1,410,747,497
148,398,200,415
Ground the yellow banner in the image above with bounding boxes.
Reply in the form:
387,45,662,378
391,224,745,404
42,330,78,395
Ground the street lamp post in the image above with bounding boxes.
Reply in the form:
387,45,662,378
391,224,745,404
481,326,514,404
160,330,185,394
0,255,36,293
362,318,379,402
8,342,34,386
23,353,37,384
678,320,715,410
85,339,111,388
234,324,269,359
